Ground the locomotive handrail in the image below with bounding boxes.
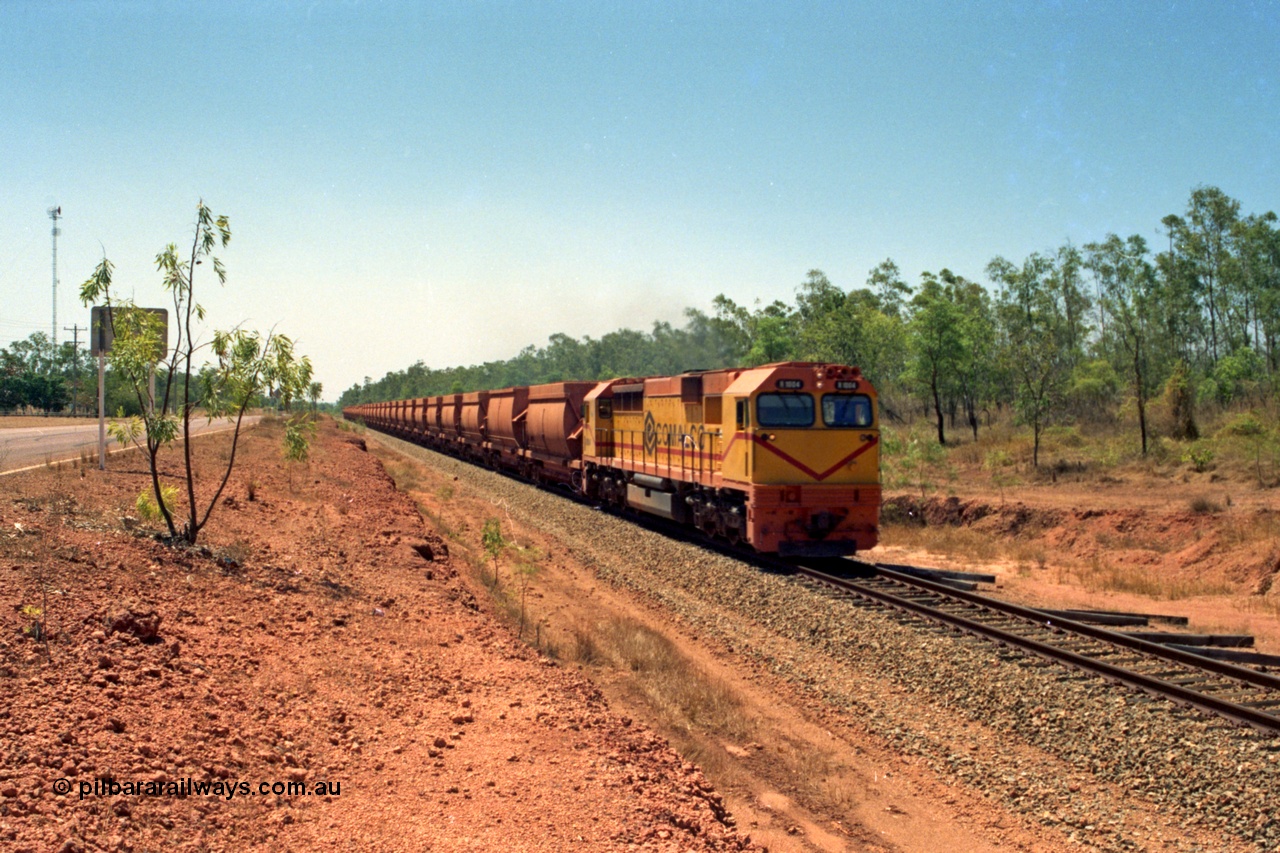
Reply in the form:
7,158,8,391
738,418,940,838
591,425,725,486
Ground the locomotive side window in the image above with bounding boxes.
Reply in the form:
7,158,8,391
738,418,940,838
822,394,873,427
756,393,814,427
735,399,748,428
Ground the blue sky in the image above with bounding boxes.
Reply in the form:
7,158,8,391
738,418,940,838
2,1,1277,398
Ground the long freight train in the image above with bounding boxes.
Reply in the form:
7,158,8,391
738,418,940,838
343,362,880,557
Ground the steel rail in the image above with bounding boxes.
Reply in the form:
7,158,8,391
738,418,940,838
791,563,1280,734
871,565,1280,692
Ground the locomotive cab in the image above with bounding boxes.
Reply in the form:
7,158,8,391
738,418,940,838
720,364,881,556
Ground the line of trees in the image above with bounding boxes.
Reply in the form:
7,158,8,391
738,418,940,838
343,185,1275,465
0,332,82,414
0,330,180,417
1,331,324,420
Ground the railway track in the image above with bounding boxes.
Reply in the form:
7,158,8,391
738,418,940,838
787,560,1280,734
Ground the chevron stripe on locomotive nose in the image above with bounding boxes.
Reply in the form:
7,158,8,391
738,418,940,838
721,432,878,481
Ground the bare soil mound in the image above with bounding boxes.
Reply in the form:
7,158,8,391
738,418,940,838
886,493,1280,596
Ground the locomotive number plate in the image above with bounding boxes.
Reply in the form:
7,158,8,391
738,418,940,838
835,380,860,390
775,379,804,389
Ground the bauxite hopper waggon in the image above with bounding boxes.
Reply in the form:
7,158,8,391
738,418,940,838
343,362,880,557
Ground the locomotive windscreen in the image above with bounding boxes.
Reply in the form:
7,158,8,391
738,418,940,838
756,393,815,427
821,394,873,427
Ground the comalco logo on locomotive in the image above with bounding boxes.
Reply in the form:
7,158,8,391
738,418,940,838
642,411,708,458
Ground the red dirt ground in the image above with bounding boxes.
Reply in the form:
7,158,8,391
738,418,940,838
0,420,751,852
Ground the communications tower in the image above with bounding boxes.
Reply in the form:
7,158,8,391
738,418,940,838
49,205,61,347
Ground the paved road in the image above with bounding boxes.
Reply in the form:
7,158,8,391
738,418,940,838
0,416,261,474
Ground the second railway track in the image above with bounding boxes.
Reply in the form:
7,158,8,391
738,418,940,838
790,560,1280,734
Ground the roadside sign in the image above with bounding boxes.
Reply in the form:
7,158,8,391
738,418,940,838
90,306,169,359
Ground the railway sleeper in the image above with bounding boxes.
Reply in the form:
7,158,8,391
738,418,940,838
1103,654,1163,668
1084,646,1147,660
888,591,938,603
1196,686,1256,701
1056,638,1110,649
1131,667,1204,681
972,615,1021,628
1214,690,1279,704
1164,675,1237,689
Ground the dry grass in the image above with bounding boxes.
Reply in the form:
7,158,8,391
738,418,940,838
887,402,1280,499
0,416,104,429
877,524,1002,563
1218,511,1280,548
1073,556,1234,600
381,457,424,492
881,520,1054,573
1008,541,1049,573
571,616,748,739
1188,495,1223,514
1094,530,1174,553
1242,594,1280,619
951,442,985,466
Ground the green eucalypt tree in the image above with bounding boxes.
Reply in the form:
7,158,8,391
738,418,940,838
80,201,314,545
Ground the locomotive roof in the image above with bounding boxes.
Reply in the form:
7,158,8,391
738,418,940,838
579,362,868,402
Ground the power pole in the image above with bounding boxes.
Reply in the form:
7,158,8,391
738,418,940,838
48,206,61,348
63,324,86,415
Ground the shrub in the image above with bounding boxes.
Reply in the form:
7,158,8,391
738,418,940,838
481,518,506,588
136,484,179,524
1188,496,1222,514
1182,442,1215,473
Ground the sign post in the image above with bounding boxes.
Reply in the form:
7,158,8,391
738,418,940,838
90,306,169,472
97,353,106,470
